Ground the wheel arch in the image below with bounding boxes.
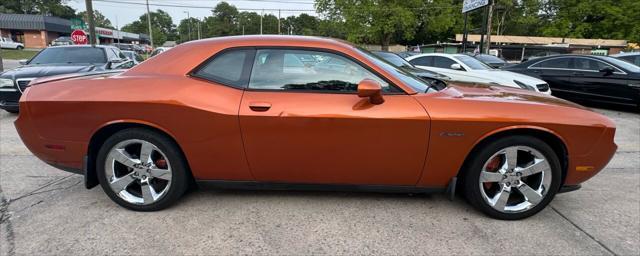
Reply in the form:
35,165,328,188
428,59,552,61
456,126,569,189
85,120,193,189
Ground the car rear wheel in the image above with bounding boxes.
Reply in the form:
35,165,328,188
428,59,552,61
462,135,561,220
96,128,189,211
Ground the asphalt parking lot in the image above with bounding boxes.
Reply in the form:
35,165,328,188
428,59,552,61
0,108,638,255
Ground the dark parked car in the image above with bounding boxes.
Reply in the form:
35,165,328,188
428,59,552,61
468,53,510,68
0,45,134,113
505,55,640,109
372,51,449,90
611,52,640,66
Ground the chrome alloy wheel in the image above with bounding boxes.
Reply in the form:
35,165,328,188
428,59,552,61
105,139,172,205
479,146,552,213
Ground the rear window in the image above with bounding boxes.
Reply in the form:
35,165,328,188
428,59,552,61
192,49,254,88
30,47,107,64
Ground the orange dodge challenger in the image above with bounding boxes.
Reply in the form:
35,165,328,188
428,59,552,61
15,36,616,219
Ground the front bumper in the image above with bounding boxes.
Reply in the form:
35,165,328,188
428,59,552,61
0,90,21,111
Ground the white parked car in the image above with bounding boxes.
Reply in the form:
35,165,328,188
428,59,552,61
0,37,24,50
406,53,552,94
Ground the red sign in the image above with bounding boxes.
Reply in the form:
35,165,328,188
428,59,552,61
71,30,88,45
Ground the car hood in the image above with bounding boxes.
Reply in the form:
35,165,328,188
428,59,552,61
0,64,106,80
432,82,585,109
470,69,546,85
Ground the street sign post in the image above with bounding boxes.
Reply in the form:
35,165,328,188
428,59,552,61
462,0,489,13
70,18,87,30
71,30,89,45
462,0,491,54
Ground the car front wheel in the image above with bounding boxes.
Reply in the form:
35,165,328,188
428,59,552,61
96,128,189,211
462,135,561,220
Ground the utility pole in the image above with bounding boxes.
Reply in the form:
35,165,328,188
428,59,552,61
115,15,120,44
278,9,281,34
197,19,201,40
484,0,494,54
184,11,191,41
85,0,97,46
146,0,154,48
260,9,263,35
462,13,468,52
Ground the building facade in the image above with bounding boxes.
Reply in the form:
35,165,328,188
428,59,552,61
0,13,71,48
0,13,149,48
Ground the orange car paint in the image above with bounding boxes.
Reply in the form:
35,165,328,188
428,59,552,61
15,35,616,189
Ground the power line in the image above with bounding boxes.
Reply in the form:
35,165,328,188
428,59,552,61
93,0,461,11
93,0,317,11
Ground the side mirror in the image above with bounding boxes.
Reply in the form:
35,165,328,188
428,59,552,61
357,79,384,105
599,66,615,75
18,59,28,65
450,63,463,70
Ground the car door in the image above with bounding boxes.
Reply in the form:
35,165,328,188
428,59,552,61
239,48,430,186
526,57,576,97
409,56,467,82
571,57,637,105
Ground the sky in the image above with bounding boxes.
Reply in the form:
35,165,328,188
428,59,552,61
67,0,319,29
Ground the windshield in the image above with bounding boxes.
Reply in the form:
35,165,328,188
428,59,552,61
373,51,413,68
454,55,493,70
30,47,107,64
357,47,433,93
603,56,640,72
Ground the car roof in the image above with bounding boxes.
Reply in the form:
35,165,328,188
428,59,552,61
406,53,466,59
611,52,640,57
48,45,116,49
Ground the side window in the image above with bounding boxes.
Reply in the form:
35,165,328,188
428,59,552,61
115,49,127,60
248,49,391,92
574,58,618,71
409,56,432,66
192,49,253,88
433,56,457,69
531,58,571,69
620,56,640,66
105,48,117,60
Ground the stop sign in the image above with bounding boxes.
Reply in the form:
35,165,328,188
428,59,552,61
71,30,88,45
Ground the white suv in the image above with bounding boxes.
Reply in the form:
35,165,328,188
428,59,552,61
0,37,25,50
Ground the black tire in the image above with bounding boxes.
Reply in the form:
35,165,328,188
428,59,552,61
4,109,19,114
96,128,189,211
462,135,562,220
16,46,24,50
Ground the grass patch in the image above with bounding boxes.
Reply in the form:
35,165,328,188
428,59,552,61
0,49,40,60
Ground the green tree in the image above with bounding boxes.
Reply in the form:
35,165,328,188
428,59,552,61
540,0,640,42
177,17,201,42
202,2,239,37
0,0,77,19
316,0,422,50
121,10,177,46
78,10,114,29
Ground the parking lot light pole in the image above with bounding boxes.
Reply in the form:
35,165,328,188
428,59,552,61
184,11,191,41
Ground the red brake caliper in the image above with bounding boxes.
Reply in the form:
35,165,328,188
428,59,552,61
155,158,167,169
483,156,502,189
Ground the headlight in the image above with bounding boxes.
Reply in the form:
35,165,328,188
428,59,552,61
0,78,14,88
514,80,535,91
